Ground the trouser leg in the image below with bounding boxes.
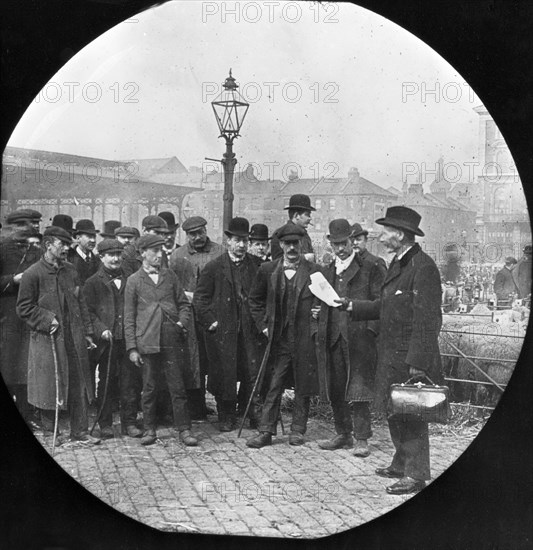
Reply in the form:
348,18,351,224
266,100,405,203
388,415,430,480
352,401,372,440
97,344,117,428
291,393,310,434
328,339,352,434
66,337,89,438
187,321,208,417
119,344,141,427
141,354,158,431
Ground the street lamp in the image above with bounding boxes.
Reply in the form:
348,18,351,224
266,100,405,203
210,69,249,231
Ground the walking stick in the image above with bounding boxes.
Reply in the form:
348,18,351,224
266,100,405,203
90,337,114,436
50,332,61,456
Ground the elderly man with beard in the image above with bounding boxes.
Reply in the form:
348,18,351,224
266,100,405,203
68,219,101,286
246,224,320,448
17,226,100,445
83,239,143,439
193,218,264,431
124,234,198,446
314,220,386,458
343,206,443,495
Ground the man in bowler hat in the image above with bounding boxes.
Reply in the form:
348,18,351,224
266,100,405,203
248,223,271,262
193,217,264,431
68,219,101,286
246,224,320,448
270,194,315,262
157,211,181,259
344,206,443,494
314,219,386,457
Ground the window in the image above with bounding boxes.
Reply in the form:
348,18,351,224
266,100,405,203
284,197,290,208
315,198,322,210
329,198,336,210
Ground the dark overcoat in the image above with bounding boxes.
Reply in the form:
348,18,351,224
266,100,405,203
193,252,264,400
317,250,386,403
352,244,443,412
67,246,101,286
16,258,94,410
0,238,41,385
248,258,320,397
494,266,518,301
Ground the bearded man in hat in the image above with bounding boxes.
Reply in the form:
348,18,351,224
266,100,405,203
270,194,315,262
68,219,101,286
344,206,443,495
83,239,142,439
193,217,264,431
170,216,225,420
314,219,386,457
248,223,271,262
246,224,320,448
124,234,198,446
16,227,100,445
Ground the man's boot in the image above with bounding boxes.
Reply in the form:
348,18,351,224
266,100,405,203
317,433,353,450
353,439,370,457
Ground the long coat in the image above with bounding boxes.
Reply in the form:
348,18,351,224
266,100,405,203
248,258,320,397
193,252,264,400
494,266,518,301
16,258,94,410
0,237,41,385
352,244,443,412
317,250,386,403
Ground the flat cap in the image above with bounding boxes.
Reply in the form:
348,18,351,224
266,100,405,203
43,226,73,244
137,234,166,250
182,216,207,233
277,224,306,241
114,226,137,237
6,209,36,224
97,239,124,255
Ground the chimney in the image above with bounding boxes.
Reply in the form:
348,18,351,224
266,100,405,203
348,167,360,183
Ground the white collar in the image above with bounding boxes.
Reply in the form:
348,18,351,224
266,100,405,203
76,246,92,260
396,245,414,261
335,250,356,274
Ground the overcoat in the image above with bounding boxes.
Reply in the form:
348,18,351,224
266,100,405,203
0,237,41,385
351,244,443,412
248,258,320,397
67,246,101,285
16,258,94,410
317,249,386,403
494,266,519,301
193,252,264,400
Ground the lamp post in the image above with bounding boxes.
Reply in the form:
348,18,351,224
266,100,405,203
210,69,249,231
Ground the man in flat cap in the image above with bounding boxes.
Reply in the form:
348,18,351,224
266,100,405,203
170,216,225,420
83,239,142,439
17,226,100,445
270,194,315,262
2,209,41,242
248,223,271,262
124,234,198,446
314,220,386,457
122,215,170,278
114,226,137,247
193,217,264,431
246,223,320,448
345,206,443,495
494,256,519,307
68,219,101,286
157,211,181,261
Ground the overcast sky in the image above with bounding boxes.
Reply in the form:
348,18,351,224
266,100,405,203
8,1,485,189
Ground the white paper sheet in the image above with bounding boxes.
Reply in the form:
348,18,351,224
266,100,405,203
309,272,341,307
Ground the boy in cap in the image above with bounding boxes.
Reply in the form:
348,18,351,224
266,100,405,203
124,234,198,446
17,226,100,445
68,219,101,285
84,239,142,439
246,223,320,448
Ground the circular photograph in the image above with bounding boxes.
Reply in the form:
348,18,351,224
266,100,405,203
1,0,531,541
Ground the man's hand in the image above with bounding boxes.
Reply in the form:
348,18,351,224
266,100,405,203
303,253,315,262
207,321,218,332
101,330,113,341
311,306,320,320
85,336,97,350
409,366,426,380
13,273,23,284
262,328,269,338
49,318,59,334
176,321,188,336
129,350,144,368
334,297,352,311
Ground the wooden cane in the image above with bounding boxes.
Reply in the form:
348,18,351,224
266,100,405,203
50,332,61,456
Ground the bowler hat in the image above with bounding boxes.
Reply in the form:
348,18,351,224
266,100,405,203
224,217,250,238
182,216,207,233
284,194,316,212
523,244,532,255
6,209,35,224
375,206,424,237
249,223,271,241
74,219,99,236
52,214,74,233
158,211,180,230
114,226,137,237
43,226,73,244
137,234,166,250
327,219,352,243
97,239,124,255
101,220,122,238
142,215,170,233
350,223,369,239
277,224,306,241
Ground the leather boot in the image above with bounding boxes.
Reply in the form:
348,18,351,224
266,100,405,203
353,439,370,457
246,431,272,448
317,433,353,450
141,429,157,446
180,429,198,446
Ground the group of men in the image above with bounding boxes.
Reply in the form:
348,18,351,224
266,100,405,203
1,195,444,495
493,247,532,307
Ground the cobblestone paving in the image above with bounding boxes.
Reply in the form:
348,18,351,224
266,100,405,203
36,413,475,539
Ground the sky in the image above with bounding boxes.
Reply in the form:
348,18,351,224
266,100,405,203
8,1,485,189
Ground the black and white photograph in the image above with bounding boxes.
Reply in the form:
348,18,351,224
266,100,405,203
1,0,532,547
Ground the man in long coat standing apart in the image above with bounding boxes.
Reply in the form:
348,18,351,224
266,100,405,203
315,219,386,457
193,217,264,431
246,224,320,448
346,206,443,495
16,226,100,445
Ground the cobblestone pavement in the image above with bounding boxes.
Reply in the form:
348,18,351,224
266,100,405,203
34,410,476,539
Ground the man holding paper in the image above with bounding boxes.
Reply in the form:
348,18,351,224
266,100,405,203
314,219,386,457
